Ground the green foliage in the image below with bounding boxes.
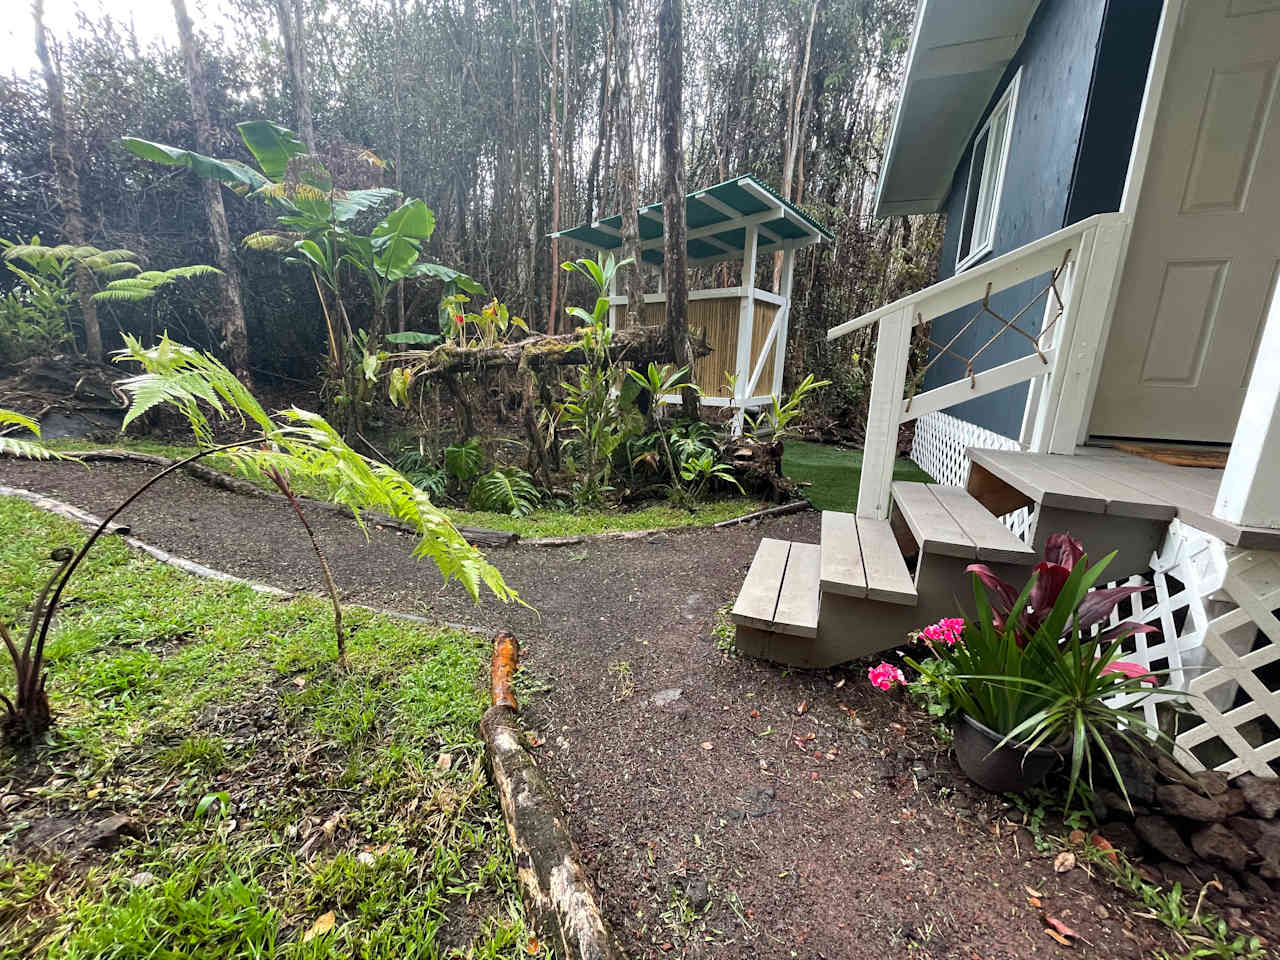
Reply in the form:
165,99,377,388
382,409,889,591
557,255,639,507
906,549,1184,812
115,335,518,605
0,237,144,362
470,468,540,517
0,498,535,958
92,265,222,303
443,437,485,488
0,410,61,461
393,447,448,497
742,373,830,441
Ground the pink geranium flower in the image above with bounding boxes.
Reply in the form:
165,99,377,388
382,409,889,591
868,661,906,691
920,616,965,647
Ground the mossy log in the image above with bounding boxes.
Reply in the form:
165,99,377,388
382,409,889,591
480,632,628,960
393,324,709,379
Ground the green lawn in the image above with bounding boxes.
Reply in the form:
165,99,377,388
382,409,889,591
782,440,933,513
0,497,536,959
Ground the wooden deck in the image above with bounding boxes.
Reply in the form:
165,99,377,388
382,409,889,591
967,446,1280,550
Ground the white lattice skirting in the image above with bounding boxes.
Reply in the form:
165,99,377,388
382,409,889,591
1082,520,1280,779
909,411,1033,538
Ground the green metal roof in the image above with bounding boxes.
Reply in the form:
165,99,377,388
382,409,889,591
552,174,832,267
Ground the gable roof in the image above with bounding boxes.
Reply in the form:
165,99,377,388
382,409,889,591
553,174,832,266
875,0,1043,218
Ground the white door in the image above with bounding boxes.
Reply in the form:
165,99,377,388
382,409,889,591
1090,0,1280,442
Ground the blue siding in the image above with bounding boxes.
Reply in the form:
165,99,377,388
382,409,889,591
921,0,1108,438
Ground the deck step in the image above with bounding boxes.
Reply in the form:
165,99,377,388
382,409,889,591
731,539,820,638
820,511,917,606
893,481,1037,565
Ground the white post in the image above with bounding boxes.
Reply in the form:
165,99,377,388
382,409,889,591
771,245,796,399
732,225,759,435
1027,227,1095,454
607,267,618,331
1215,281,1280,529
1045,216,1129,452
857,307,913,520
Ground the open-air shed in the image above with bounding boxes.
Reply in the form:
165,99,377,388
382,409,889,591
553,175,831,414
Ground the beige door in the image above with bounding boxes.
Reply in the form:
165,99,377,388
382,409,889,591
1090,0,1280,442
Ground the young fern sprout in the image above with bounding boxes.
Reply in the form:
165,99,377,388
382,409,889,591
113,334,520,611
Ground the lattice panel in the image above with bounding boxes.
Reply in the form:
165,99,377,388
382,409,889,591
1098,520,1280,779
910,411,1034,539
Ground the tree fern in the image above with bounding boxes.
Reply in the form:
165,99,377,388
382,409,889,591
115,336,519,605
470,468,539,517
93,265,222,303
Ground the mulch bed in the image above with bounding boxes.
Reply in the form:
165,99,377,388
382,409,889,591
2,456,1277,959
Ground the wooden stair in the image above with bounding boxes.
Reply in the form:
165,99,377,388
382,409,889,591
731,480,1036,668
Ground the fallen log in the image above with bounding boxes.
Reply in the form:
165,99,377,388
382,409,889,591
722,437,800,502
392,324,709,380
480,632,627,960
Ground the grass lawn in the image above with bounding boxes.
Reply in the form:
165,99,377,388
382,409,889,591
42,437,768,537
782,440,933,513
0,497,536,959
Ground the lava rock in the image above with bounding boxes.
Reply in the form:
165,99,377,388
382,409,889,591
687,876,711,912
1096,789,1137,819
1135,815,1194,864
1191,770,1231,796
1111,750,1157,804
1190,824,1252,872
1242,872,1274,902
1156,783,1241,822
1237,774,1280,819
1227,816,1280,857
1097,820,1143,857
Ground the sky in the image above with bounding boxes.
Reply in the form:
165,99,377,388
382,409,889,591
5,0,234,77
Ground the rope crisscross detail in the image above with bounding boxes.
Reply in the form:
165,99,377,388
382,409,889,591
905,248,1072,411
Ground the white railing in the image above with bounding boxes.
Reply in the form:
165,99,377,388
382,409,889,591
828,212,1130,520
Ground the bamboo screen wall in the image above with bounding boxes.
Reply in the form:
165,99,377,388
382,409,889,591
612,293,779,399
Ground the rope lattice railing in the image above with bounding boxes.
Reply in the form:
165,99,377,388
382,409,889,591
904,248,1072,412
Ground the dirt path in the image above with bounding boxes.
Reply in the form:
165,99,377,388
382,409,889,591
2,458,1272,959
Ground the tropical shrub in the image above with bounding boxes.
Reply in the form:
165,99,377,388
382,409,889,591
444,437,485,489
470,467,540,517
742,372,831,441
873,534,1182,810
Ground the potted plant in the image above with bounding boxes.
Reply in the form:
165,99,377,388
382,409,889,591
870,534,1183,807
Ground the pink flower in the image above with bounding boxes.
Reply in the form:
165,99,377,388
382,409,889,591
920,616,966,647
1100,659,1157,685
868,661,906,691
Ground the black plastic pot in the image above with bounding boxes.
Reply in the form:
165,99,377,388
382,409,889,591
953,713,1062,794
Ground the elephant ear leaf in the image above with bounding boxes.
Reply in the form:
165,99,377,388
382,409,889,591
235,121,307,181
121,138,269,193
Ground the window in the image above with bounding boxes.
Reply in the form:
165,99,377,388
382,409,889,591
956,70,1020,271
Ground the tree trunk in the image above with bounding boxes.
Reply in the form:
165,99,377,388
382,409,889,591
397,323,709,379
657,0,696,416
546,9,562,336
480,633,628,960
613,0,645,328
774,0,819,291
33,0,101,363
290,0,317,153
172,0,252,383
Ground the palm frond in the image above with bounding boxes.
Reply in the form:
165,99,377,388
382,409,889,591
471,468,539,517
93,266,222,304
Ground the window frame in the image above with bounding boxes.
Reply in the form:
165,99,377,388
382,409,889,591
955,69,1022,273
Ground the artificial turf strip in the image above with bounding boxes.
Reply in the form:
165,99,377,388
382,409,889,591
781,440,934,513
0,496,538,960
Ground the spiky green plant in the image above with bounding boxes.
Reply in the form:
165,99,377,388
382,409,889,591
92,265,222,303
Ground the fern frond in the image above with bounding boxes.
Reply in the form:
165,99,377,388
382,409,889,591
0,409,66,461
243,231,300,253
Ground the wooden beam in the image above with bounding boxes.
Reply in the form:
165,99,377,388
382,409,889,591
857,307,913,520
